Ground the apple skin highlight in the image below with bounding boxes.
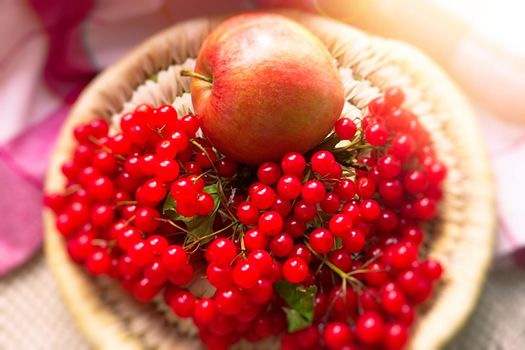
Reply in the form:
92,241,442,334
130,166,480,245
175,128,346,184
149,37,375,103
189,13,345,165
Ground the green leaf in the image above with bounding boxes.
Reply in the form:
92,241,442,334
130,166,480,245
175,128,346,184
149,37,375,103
202,183,220,216
334,237,343,250
275,280,317,332
283,308,312,332
162,194,192,223
162,193,176,214
184,215,215,244
203,183,219,197
186,184,220,244
162,183,221,244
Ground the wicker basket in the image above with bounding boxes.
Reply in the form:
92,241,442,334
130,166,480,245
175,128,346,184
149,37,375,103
43,10,495,350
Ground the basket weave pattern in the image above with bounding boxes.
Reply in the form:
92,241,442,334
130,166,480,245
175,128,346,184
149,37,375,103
44,11,495,350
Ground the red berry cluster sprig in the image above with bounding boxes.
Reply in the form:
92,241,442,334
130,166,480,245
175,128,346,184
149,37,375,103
44,104,229,298
45,86,446,350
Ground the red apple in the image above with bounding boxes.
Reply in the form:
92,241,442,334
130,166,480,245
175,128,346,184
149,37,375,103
187,13,345,164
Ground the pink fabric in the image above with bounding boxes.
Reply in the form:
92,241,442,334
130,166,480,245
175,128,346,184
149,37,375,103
0,0,523,275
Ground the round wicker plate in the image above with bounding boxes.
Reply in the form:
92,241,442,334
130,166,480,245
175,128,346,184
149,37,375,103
43,10,495,350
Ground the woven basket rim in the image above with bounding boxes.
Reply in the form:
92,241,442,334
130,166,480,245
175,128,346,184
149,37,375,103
44,10,495,350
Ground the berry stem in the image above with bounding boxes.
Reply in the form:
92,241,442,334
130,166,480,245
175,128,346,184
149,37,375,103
348,144,374,151
92,238,110,247
303,168,312,182
125,215,136,226
217,180,237,222
304,241,363,290
157,217,194,236
116,200,138,206
184,221,238,249
64,184,82,196
218,208,236,223
240,232,246,252
88,135,99,144
348,163,369,171
190,139,218,173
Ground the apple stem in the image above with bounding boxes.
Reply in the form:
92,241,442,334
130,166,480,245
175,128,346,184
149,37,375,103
181,69,213,83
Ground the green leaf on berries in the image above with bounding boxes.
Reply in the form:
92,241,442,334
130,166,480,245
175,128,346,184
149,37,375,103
275,280,317,332
282,308,312,332
184,215,215,244
163,184,221,244
316,132,341,152
334,237,343,250
184,184,221,244
163,194,193,223
162,194,177,214
202,183,220,213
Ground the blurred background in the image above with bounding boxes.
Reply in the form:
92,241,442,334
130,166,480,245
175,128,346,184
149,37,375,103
0,0,524,349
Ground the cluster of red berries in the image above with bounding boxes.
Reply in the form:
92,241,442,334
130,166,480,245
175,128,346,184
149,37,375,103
45,87,446,350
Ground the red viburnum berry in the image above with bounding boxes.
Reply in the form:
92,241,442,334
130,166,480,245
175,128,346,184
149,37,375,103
283,257,308,284
335,117,357,140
